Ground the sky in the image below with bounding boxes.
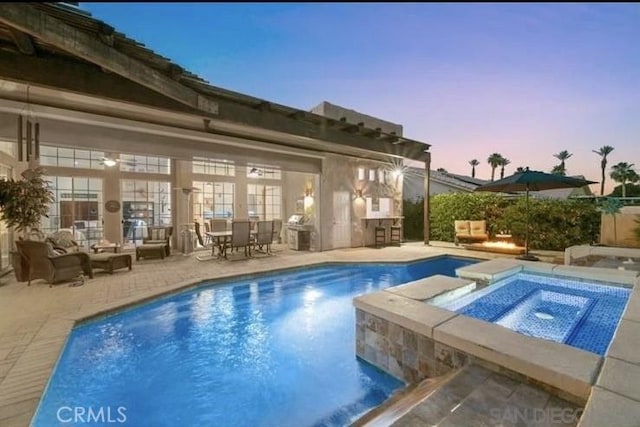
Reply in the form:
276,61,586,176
80,3,640,194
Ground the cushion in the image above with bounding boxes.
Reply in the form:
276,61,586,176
150,228,166,240
454,221,470,234
46,242,65,257
469,220,487,236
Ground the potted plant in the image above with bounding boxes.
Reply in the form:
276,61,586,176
0,167,55,281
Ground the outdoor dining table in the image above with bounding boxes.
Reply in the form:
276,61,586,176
198,230,257,260
206,230,233,258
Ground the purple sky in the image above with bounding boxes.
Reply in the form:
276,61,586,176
81,3,640,194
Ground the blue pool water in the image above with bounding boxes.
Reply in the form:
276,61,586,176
437,272,631,355
33,256,476,427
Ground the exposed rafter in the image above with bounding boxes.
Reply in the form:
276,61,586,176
8,28,35,55
0,3,219,115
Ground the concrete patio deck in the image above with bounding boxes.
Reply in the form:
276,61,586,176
0,241,560,426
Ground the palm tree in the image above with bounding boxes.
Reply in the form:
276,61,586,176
469,159,480,178
553,150,573,171
593,145,614,196
487,153,503,182
498,157,511,179
551,164,566,176
610,162,639,198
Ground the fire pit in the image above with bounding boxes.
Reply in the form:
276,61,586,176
464,241,525,255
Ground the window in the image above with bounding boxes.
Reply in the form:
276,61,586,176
40,145,105,169
247,184,281,220
192,181,235,222
41,176,104,250
120,154,170,174
357,167,365,181
369,169,377,181
0,139,15,157
192,157,235,176
121,180,171,246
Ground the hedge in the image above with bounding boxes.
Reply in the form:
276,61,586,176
403,193,600,251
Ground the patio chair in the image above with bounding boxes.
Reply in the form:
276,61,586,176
142,226,172,256
16,240,93,287
254,220,274,256
272,219,283,244
223,220,252,259
210,219,228,232
454,220,489,245
194,220,212,249
203,221,212,245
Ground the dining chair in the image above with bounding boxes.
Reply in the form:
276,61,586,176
211,219,228,232
203,221,212,245
254,220,274,256
223,220,252,259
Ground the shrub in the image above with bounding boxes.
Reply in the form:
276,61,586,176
403,193,601,250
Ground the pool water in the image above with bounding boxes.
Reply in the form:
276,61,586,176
33,256,476,427
436,272,631,355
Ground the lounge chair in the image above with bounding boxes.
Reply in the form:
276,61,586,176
454,220,489,245
142,226,172,256
16,240,93,287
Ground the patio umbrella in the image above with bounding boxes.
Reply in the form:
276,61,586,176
474,168,596,261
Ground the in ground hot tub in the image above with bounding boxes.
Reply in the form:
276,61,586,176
431,272,631,355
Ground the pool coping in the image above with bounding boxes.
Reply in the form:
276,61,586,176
0,252,476,426
354,258,640,426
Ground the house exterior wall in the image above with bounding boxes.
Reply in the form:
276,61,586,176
319,154,402,250
310,101,403,136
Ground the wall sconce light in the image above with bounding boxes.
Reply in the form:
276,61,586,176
391,168,403,179
304,187,313,197
354,189,363,199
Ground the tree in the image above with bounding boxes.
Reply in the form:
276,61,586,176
553,150,573,172
469,159,480,178
593,145,614,196
551,164,566,176
498,157,511,179
610,162,639,198
0,167,54,232
487,153,503,182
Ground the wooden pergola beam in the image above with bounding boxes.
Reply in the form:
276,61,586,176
0,4,218,114
8,28,35,55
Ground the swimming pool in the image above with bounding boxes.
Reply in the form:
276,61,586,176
33,256,476,427
435,272,631,355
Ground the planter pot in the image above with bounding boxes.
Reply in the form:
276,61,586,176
10,250,28,282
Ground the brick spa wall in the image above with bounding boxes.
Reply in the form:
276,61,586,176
355,308,588,406
355,308,469,383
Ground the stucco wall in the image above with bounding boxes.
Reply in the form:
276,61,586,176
320,154,402,250
600,206,640,248
310,101,403,136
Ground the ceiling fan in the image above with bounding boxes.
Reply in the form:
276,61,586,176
99,156,137,167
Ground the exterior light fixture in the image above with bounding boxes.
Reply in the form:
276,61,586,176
103,158,117,167
354,189,364,199
248,167,262,177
